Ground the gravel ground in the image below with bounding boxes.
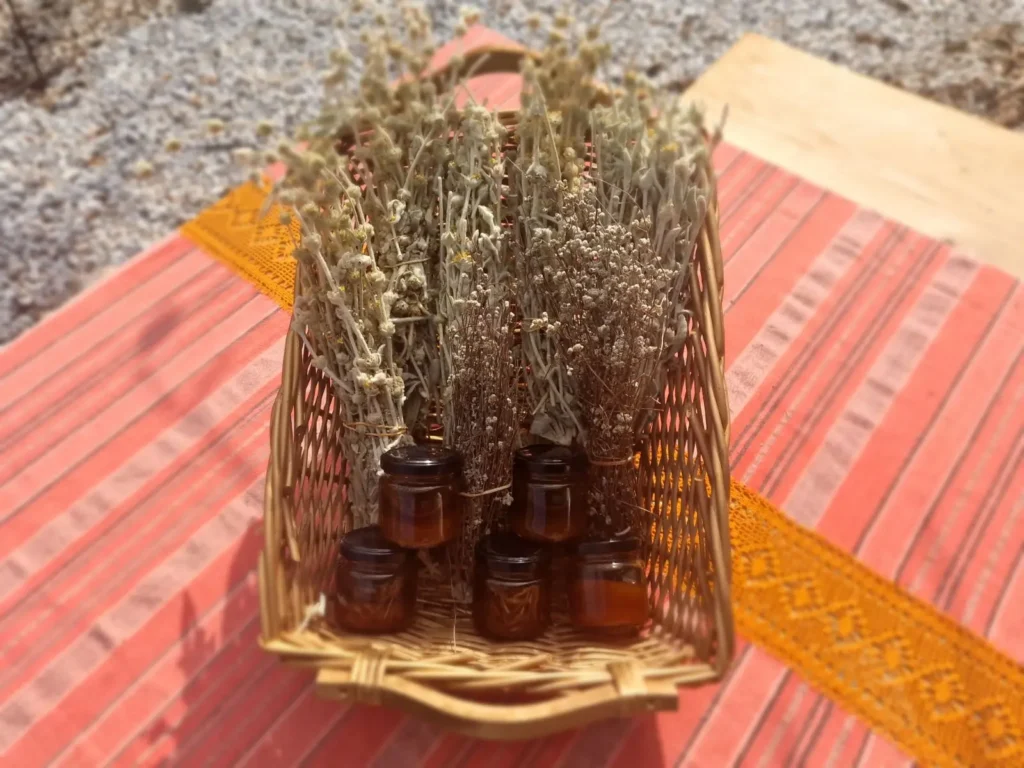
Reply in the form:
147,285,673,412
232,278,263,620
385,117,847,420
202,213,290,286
1,0,1022,344
0,0,175,96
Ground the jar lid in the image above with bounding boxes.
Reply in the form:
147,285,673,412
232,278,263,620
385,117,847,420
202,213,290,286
514,444,586,475
570,534,642,557
381,444,461,476
340,525,410,564
477,532,550,575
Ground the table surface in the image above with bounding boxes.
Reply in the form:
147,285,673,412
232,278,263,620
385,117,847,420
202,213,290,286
684,33,1024,280
2,28,1022,768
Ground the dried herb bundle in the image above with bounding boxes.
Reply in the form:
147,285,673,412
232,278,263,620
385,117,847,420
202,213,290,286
524,181,681,531
273,2,713,541
436,104,522,599
273,3,450,527
508,19,713,529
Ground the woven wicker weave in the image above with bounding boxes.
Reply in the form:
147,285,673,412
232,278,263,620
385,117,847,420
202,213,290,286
258,47,733,740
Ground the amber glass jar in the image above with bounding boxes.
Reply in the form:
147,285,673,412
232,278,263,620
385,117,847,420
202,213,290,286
510,445,587,543
379,445,461,549
568,535,649,636
473,533,552,641
334,526,417,633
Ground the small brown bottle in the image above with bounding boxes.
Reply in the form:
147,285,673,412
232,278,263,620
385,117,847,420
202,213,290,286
510,445,587,543
334,525,417,634
568,535,648,636
473,532,551,641
379,445,461,549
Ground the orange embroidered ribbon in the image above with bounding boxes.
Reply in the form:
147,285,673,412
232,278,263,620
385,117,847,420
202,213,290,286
730,483,1023,767
180,182,1024,768
182,180,299,311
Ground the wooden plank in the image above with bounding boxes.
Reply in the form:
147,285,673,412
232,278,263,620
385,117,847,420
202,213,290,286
684,33,1024,279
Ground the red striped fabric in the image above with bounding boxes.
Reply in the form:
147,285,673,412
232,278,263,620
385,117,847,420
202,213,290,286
2,33,1022,766
1,144,1020,768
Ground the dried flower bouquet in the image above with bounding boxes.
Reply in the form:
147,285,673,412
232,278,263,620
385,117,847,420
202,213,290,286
510,20,715,532
272,1,716,544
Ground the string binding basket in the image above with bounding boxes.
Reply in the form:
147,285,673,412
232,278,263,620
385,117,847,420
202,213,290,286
259,41,733,739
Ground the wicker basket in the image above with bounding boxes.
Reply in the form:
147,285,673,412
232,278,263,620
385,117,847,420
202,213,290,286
258,46,733,740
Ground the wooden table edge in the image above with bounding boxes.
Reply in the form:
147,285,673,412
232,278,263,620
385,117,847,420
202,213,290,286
684,33,1024,279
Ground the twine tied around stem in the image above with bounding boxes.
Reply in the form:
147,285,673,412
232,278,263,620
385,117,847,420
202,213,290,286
587,454,635,467
341,421,408,439
459,482,512,499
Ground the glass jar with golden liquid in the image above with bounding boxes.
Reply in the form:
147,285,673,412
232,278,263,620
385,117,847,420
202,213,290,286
568,535,649,636
379,445,461,549
509,445,587,543
473,532,552,641
334,525,417,633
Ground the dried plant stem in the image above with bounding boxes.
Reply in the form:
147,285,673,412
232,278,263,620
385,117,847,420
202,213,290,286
434,102,523,598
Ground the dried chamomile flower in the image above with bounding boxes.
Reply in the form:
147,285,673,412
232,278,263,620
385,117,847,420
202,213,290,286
164,137,182,152
206,118,226,135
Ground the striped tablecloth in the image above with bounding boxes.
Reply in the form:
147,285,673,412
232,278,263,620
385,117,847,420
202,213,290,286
2,31,1022,768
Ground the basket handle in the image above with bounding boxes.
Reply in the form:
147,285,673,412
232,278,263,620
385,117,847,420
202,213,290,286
422,28,611,106
426,40,534,89
422,27,533,87
315,660,678,739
